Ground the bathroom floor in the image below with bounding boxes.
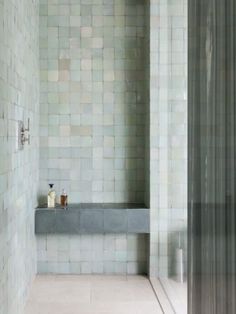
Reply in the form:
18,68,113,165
25,275,162,314
160,278,187,314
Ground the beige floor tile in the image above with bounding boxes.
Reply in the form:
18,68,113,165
30,281,91,304
35,275,56,281
55,274,128,283
126,275,148,281
25,275,162,314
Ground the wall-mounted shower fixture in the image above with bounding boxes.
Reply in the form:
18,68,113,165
18,118,30,150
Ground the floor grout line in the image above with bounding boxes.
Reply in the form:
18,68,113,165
149,277,176,314
149,278,165,314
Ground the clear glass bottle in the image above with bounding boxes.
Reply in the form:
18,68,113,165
47,184,56,208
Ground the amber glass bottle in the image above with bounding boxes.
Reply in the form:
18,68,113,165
60,189,68,207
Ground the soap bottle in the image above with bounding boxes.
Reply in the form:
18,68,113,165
48,184,56,208
60,189,68,207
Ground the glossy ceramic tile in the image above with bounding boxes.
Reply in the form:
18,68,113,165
39,0,149,204
0,0,39,313
37,234,148,275
149,0,188,278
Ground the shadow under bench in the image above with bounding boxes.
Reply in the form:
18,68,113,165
35,203,150,234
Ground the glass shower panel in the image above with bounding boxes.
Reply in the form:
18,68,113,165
188,0,236,313
156,0,188,313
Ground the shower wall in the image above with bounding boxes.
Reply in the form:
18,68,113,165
37,234,148,275
166,0,187,277
39,0,148,204
149,0,187,278
0,1,39,314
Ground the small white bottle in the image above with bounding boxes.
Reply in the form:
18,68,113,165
47,184,56,208
175,232,184,283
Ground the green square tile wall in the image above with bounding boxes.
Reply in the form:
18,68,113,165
39,0,149,203
37,234,148,275
0,0,39,313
